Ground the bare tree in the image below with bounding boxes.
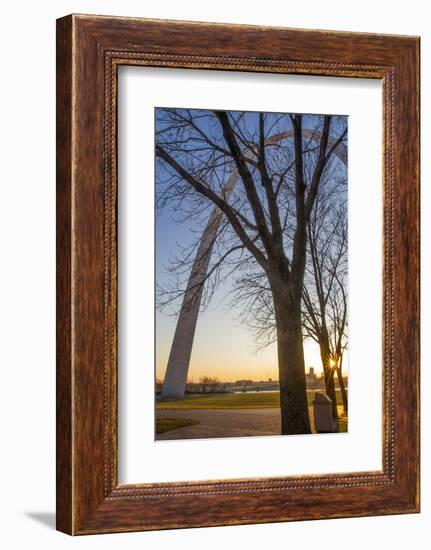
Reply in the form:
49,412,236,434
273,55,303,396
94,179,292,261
232,159,348,417
327,261,348,413
302,181,348,418
156,108,347,435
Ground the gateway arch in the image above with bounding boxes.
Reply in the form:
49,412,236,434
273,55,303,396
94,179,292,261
161,129,347,398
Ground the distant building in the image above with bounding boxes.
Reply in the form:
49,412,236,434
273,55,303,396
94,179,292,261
306,367,316,385
306,367,324,390
235,379,254,386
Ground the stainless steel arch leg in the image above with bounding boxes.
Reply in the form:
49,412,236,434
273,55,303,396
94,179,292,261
160,170,239,397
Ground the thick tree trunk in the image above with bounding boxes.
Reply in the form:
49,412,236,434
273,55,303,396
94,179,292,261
273,286,311,435
336,366,348,414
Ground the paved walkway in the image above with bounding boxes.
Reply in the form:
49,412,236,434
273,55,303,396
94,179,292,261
156,408,318,440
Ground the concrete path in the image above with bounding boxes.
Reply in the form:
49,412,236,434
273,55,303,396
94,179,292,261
156,408,318,440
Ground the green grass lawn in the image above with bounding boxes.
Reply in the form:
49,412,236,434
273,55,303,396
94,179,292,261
156,390,346,410
337,416,348,433
156,418,200,434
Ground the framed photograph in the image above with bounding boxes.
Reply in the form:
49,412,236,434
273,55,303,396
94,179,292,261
56,14,420,535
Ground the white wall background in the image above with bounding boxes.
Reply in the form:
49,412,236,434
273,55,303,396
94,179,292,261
0,0,427,548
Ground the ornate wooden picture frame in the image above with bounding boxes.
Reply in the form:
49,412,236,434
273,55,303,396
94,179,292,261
56,14,420,535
